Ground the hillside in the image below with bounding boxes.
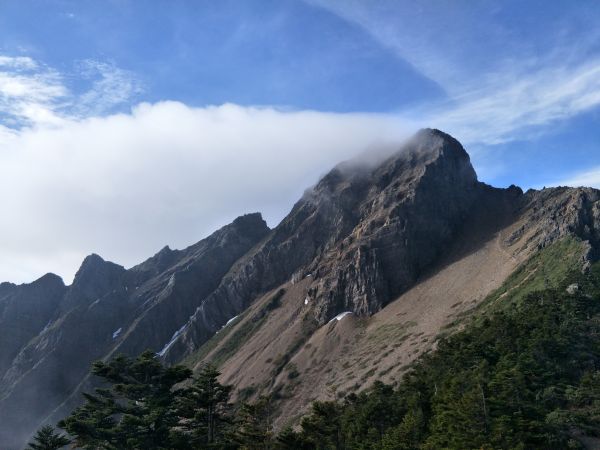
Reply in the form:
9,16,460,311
1,129,599,449
180,131,599,430
0,214,270,449
275,248,600,449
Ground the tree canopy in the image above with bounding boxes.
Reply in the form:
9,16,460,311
38,264,600,449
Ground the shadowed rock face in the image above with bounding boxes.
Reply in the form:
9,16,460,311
1,129,599,449
0,274,66,379
0,213,269,450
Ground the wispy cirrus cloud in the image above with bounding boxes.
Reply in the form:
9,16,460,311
428,61,600,145
0,55,142,133
309,0,600,146
0,56,67,128
75,60,144,117
2,0,600,284
0,56,38,70
551,167,600,189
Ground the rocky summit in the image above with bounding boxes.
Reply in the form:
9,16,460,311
1,129,599,449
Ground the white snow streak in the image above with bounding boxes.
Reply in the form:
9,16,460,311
157,323,187,357
225,315,239,327
328,311,353,323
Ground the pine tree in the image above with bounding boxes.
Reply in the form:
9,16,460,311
275,427,311,450
60,350,192,449
173,363,234,447
235,396,275,449
300,401,344,450
27,425,70,450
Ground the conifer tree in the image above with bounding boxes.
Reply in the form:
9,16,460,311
235,396,274,449
26,425,71,450
173,363,233,447
59,350,192,449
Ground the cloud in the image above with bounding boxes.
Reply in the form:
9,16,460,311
0,101,409,284
75,60,144,116
426,61,600,145
309,0,600,145
0,56,67,127
0,55,141,130
551,167,600,189
0,56,38,70
3,6,600,285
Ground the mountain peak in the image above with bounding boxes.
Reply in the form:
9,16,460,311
78,253,105,268
69,253,125,301
405,128,472,163
231,212,268,229
31,272,65,288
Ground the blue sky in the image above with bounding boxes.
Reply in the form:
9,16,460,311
0,0,599,282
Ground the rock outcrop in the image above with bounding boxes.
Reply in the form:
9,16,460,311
164,129,482,361
0,213,269,450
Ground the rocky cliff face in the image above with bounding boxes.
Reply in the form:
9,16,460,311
0,213,269,450
163,129,481,361
1,129,599,449
514,187,600,264
0,274,66,379
176,134,600,429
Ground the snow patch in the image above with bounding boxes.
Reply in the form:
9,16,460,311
328,311,352,324
112,328,122,339
216,315,239,334
157,323,187,357
304,297,310,305
41,320,53,333
225,315,239,327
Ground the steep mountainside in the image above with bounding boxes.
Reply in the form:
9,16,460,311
0,214,269,449
176,130,600,428
1,129,599,449
163,129,482,362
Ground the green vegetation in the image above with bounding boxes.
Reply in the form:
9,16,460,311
271,314,318,378
187,288,286,369
211,317,266,368
442,237,587,334
184,313,242,368
276,259,600,449
26,425,70,450
483,237,586,309
35,240,600,448
262,288,286,313
56,351,237,449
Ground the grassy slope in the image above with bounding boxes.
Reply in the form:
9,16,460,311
441,237,588,333
288,239,600,449
482,237,586,309
184,288,286,370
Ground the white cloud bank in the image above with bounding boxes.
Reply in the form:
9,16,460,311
0,101,409,283
3,28,600,283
